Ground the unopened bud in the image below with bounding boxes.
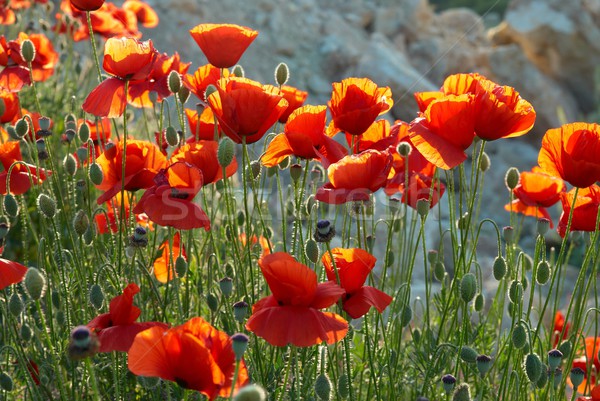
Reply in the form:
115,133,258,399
536,260,550,285
232,64,245,78
204,84,217,102
433,261,446,281
73,210,89,236
89,163,104,185
505,167,520,190
89,284,104,310
337,374,349,399
290,163,302,182
508,280,523,304
20,39,36,63
479,152,491,172
8,292,24,316
63,154,77,176
165,126,178,147
24,267,46,300
304,239,320,263
3,194,19,217
78,122,90,142
474,293,484,312
175,255,187,278
217,136,235,167
460,273,477,303
0,372,13,392
452,383,471,401
315,373,332,400
524,353,543,383
233,384,267,401
178,86,190,104
167,71,182,94
15,118,29,138
512,323,528,349
492,256,507,280
206,293,218,312
37,193,57,218
274,62,289,86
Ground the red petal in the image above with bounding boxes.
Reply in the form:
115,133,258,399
82,78,127,118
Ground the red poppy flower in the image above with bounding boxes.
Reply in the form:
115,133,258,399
328,77,393,137
123,0,158,28
69,0,103,11
239,233,271,258
132,161,211,231
261,105,346,168
557,185,600,237
95,138,167,204
0,36,31,91
0,89,19,123
576,386,600,401
189,23,258,69
409,94,476,170
538,122,600,188
128,317,249,399
183,64,225,102
153,232,186,283
278,85,308,123
87,283,168,353
341,119,397,154
504,167,565,227
207,77,288,144
0,6,15,25
82,37,157,117
246,252,348,347
0,257,27,290
322,248,392,319
170,141,237,184
185,107,221,142
572,337,600,395
7,33,58,82
0,141,50,195
315,149,393,204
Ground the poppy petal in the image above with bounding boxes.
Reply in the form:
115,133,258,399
343,286,393,319
0,258,27,290
82,78,127,118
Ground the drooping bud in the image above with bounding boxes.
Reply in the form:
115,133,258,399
20,39,36,63
25,267,46,300
217,137,235,167
512,323,528,349
89,284,104,310
15,118,29,138
4,194,19,217
37,193,57,219
204,84,217,102
289,163,303,182
231,64,245,78
524,353,543,383
315,373,332,400
89,163,104,185
536,364,548,389
78,122,90,142
474,293,485,312
460,346,478,364
178,86,190,104
8,292,24,316
452,383,471,401
206,293,218,312
165,126,179,147
167,71,182,94
63,154,77,176
274,62,289,86
505,167,520,190
492,255,507,280
304,239,320,263
337,374,349,399
233,384,267,401
508,280,523,304
175,255,188,278
400,305,412,327
433,261,446,281
536,260,550,285
0,372,13,392
248,160,261,181
460,273,477,303
72,210,89,236
479,152,491,172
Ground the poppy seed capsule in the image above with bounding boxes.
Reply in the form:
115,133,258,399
167,71,182,94
290,163,303,182
219,277,233,297
536,260,551,285
492,256,507,280
25,267,46,300
0,372,13,392
314,220,335,243
20,39,36,63
233,384,268,401
89,284,104,310
231,333,249,361
416,199,430,218
460,273,477,303
460,346,478,364
441,374,456,394
233,301,248,323
570,367,585,389
524,353,543,383
537,217,550,236
274,62,289,86
64,128,76,143
547,349,563,370
512,323,528,349
452,383,471,401
38,116,52,131
505,167,520,190
552,367,563,388
315,373,332,400
304,238,320,264
232,64,245,78
476,354,492,376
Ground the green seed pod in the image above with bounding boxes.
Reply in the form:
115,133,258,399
416,199,430,218
412,328,421,343
72,210,89,236
6,125,18,140
165,126,179,147
570,367,585,389
508,280,523,304
0,372,13,391
512,324,528,349
427,250,438,264
396,142,412,157
400,305,412,327
8,293,23,316
479,152,491,172
64,113,76,130
315,374,332,400
219,277,233,297
233,301,248,323
63,154,77,176
537,218,550,236
204,84,217,102
524,353,543,383
433,261,446,281
558,340,572,359
492,255,507,280
460,273,477,303
536,363,548,389
460,346,478,364
476,354,492,376
236,210,245,227
474,293,485,312
175,255,188,278
20,39,36,63
206,293,218,312
290,163,302,182
178,86,190,104
83,226,94,246
37,193,56,219
231,64,245,78
233,384,268,401
548,349,563,370
4,194,19,217
552,368,562,389
24,267,46,300
441,374,456,394
505,167,520,190
337,374,349,399
248,160,261,181
89,163,104,185
503,226,515,244
536,260,551,285
217,137,235,167
231,333,249,361
274,62,289,86
78,121,90,142
452,383,471,401
167,71,182,94
304,239,320,264
89,284,104,310
20,323,32,342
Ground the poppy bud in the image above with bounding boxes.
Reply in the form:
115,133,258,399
400,305,412,327
314,220,335,243
386,250,395,267
311,165,325,182
547,349,562,370
536,260,550,285
217,137,235,167
558,340,572,359
512,323,528,349
15,118,29,138
452,383,471,401
365,235,375,253
536,365,548,389
508,280,523,304
4,194,19,217
289,163,302,182
427,250,438,264
51,290,60,309
248,160,261,181
278,156,290,170
315,373,332,400
89,163,104,185
206,293,218,312
521,253,533,271
479,152,491,172
0,221,9,239
396,141,412,157
460,346,478,363
204,84,217,102
304,239,320,264
219,277,233,297
537,218,550,236
232,64,245,78
63,154,77,176
304,194,317,216
6,125,18,140
0,372,13,392
476,354,492,376
492,256,507,280
442,374,456,394
175,255,188,278
233,301,248,323
20,39,36,63
38,116,52,131
505,167,520,190
84,227,95,246
416,199,430,218
460,273,477,303
524,353,543,383
231,333,249,361
164,126,177,147
37,193,57,219
274,62,289,86
433,261,446,281
72,210,89,237
25,267,46,300
474,293,484,312
178,86,190,104
20,323,32,342
78,122,90,143
88,284,104,310
8,292,23,316
68,325,100,360
234,384,268,401
337,374,349,399
570,367,585,389
167,71,182,94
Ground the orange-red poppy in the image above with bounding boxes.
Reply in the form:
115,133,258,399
207,77,288,144
0,36,31,91
95,138,167,204
409,94,476,170
278,85,308,123
183,64,225,102
189,23,258,69
239,233,271,258
87,283,168,352
169,141,237,185
185,107,220,142
153,232,186,283
504,167,565,227
246,252,347,347
0,5,15,25
0,141,50,194
328,77,393,137
123,0,158,28
261,105,346,168
0,257,27,290
322,248,392,319
557,185,600,237
128,317,249,399
576,387,600,401
7,33,58,83
0,90,19,123
341,119,397,154
538,122,600,189
572,337,600,395
132,161,210,230
315,149,393,204
82,37,157,117
69,0,104,11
